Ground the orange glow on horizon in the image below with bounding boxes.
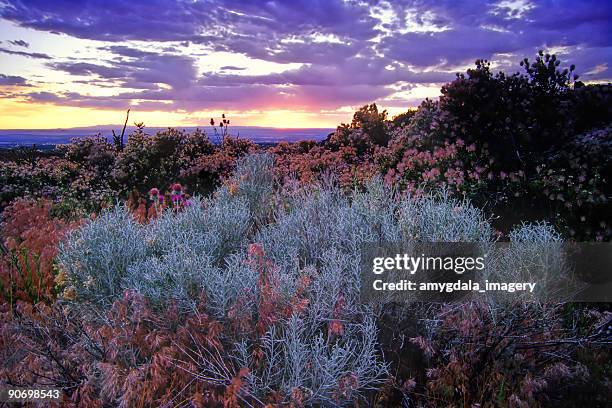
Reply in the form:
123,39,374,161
0,99,413,130
0,100,364,129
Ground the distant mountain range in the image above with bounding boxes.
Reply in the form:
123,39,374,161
0,125,335,147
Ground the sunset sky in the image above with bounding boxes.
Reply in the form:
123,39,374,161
0,0,610,129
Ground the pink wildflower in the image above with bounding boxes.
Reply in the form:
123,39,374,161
171,183,184,205
248,243,265,260
149,187,161,202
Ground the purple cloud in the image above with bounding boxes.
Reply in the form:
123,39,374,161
8,39,29,47
0,47,51,59
0,1,378,43
379,0,612,69
26,91,64,102
49,48,197,90
200,56,454,88
0,73,29,86
49,62,125,79
220,66,247,71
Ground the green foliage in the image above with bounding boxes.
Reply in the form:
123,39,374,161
61,135,115,171
0,248,45,306
326,103,390,151
391,109,416,127
350,103,389,146
113,127,214,193
437,51,610,171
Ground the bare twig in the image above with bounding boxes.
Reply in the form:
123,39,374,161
113,108,130,151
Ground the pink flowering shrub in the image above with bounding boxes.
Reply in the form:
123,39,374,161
0,157,75,204
1,137,118,213
271,140,377,190
376,128,491,199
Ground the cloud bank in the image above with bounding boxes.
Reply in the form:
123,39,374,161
1,0,610,118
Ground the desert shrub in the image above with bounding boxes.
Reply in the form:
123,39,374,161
234,312,386,406
482,222,567,303
225,153,276,226
180,136,258,194
253,185,373,345
508,221,562,244
53,161,392,404
124,197,252,312
271,140,376,190
401,301,602,408
57,204,146,306
397,189,493,242
60,135,115,171
256,182,365,272
257,177,497,324
508,222,563,279
58,192,251,310
0,153,115,214
59,154,280,310
0,158,77,205
222,243,387,405
380,220,610,407
113,127,214,194
1,295,231,407
351,177,401,243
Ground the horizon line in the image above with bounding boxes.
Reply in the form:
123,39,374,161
0,124,338,131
